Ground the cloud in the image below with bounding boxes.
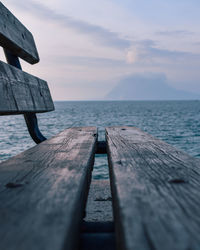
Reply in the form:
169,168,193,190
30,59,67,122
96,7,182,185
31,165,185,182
126,47,137,64
130,38,200,64
146,47,190,60
136,39,157,47
7,0,198,66
7,0,131,50
6,0,200,91
156,30,194,37
43,55,125,67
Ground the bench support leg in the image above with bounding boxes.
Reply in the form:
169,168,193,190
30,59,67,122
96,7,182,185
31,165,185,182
4,48,47,144
24,113,46,143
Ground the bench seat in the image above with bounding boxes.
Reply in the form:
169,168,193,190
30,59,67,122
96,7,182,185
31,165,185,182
106,126,200,250
0,127,97,250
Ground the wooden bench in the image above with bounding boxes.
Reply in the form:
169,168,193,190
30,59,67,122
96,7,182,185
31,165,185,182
0,3,97,250
1,3,200,250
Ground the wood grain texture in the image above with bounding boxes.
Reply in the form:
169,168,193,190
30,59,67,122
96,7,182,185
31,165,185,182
0,60,54,114
0,127,97,250
0,2,39,64
85,180,113,222
106,126,200,250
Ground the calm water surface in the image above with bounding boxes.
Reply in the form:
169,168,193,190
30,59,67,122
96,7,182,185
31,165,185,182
1,100,200,179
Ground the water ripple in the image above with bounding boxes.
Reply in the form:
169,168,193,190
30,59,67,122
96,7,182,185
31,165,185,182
1,100,200,179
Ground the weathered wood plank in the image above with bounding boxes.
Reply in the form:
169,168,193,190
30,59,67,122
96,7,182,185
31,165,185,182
0,127,97,250
0,60,54,114
85,180,113,222
0,2,39,64
106,126,200,250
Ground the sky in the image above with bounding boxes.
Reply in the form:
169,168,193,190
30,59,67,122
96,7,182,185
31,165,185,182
1,0,200,100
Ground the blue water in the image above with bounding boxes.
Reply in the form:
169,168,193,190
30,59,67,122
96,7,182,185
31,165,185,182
1,100,200,179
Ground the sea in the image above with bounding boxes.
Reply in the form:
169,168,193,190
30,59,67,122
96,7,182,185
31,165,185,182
1,100,200,179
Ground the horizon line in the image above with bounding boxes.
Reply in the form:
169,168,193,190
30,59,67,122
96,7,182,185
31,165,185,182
53,99,200,102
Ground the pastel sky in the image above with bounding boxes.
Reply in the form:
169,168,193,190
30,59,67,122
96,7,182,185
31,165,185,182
1,0,200,100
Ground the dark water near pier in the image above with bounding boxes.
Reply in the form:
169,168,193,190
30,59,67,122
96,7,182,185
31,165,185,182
0,100,200,179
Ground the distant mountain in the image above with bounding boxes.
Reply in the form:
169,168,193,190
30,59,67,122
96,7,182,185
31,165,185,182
106,74,200,100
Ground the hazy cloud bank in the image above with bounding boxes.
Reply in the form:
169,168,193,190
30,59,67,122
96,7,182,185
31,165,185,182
156,30,195,37
4,0,200,100
7,0,131,50
7,0,199,68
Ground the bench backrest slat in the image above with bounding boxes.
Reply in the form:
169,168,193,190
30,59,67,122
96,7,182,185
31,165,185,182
0,2,39,64
0,60,54,115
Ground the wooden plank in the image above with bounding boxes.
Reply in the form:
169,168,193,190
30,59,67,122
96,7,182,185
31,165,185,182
0,127,97,250
0,60,54,114
106,126,200,250
0,2,39,64
85,180,113,222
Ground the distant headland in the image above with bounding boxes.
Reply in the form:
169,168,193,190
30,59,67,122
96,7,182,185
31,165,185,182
106,73,200,100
